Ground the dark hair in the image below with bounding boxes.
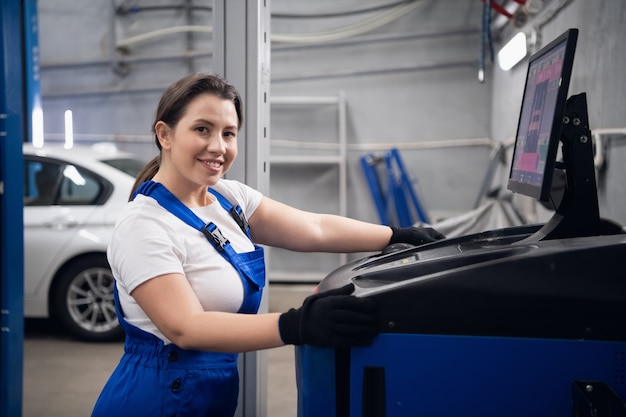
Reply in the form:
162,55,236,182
131,73,244,198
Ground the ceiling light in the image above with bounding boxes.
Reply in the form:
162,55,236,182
498,32,527,71
64,110,74,149
32,105,44,148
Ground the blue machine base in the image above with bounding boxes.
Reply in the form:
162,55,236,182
296,333,626,417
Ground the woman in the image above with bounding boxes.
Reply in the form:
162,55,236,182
91,73,444,417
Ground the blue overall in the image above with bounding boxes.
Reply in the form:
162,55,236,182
91,181,265,417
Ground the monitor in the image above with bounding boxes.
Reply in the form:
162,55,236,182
507,28,578,202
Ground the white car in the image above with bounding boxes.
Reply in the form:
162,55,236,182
23,143,144,341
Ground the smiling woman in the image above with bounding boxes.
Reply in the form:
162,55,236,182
91,72,444,417
152,93,240,197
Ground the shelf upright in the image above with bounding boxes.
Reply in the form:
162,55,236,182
269,92,348,282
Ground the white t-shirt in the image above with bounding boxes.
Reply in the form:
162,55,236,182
107,179,263,344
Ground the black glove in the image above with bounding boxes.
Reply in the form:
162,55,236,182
278,283,379,348
389,226,445,246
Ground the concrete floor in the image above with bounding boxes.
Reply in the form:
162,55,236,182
23,284,316,417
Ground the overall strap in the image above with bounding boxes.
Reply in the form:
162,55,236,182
208,188,251,239
133,181,200,227
132,180,265,314
133,180,249,252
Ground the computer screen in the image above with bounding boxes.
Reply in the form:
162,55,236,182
507,28,578,202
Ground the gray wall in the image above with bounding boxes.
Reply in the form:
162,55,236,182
270,0,491,224
36,0,626,275
38,0,490,219
38,1,213,156
490,0,626,225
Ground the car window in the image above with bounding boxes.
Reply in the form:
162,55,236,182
24,160,62,206
100,158,143,178
58,165,103,205
24,159,103,206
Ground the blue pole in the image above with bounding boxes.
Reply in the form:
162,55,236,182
390,148,430,224
24,0,41,145
360,154,389,225
0,0,26,416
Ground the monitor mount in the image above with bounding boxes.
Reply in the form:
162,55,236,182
526,92,622,241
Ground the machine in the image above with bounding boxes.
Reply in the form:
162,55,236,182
295,28,626,417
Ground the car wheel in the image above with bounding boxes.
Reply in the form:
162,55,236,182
51,254,124,342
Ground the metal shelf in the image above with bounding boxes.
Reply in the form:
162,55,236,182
270,95,341,105
268,92,349,282
269,91,347,214
270,154,344,165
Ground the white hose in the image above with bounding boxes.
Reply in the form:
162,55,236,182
272,1,427,44
116,25,213,50
115,1,428,49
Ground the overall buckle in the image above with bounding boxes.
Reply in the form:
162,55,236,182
201,222,229,252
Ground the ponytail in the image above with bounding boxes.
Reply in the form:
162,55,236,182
130,156,160,201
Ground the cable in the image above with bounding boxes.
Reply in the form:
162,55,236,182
272,1,427,44
115,1,409,19
272,0,414,19
479,0,488,82
478,0,496,83
486,2,494,61
116,25,212,50
114,0,427,49
116,5,212,16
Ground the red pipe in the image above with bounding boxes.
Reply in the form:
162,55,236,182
482,0,526,19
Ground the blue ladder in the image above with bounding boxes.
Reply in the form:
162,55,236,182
360,148,430,227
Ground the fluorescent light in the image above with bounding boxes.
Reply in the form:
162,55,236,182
32,106,44,148
64,110,74,149
498,32,527,71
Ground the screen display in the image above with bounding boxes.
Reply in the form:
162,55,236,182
509,40,567,192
